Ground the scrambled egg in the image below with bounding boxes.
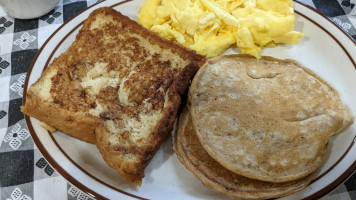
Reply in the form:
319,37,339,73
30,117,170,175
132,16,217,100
138,0,304,58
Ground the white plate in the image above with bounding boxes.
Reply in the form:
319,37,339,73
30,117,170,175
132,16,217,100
24,0,356,199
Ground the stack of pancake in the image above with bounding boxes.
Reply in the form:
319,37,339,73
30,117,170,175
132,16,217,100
174,54,354,199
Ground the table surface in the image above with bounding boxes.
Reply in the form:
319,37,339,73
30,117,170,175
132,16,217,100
0,0,355,199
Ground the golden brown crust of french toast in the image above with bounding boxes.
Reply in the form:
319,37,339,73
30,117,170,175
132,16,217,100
22,95,99,144
22,63,100,144
96,61,201,185
23,7,206,185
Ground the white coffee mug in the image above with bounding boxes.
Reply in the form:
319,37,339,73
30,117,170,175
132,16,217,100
0,0,61,19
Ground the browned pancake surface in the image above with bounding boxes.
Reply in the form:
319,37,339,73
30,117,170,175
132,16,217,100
174,107,321,200
189,54,353,183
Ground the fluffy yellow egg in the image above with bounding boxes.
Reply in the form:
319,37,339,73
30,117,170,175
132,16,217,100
138,0,304,58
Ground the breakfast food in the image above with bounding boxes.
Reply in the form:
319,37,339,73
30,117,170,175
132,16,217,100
189,54,354,183
22,7,206,185
138,0,304,58
173,54,354,199
174,106,322,200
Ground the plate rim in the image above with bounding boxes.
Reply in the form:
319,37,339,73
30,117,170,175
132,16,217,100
23,0,356,199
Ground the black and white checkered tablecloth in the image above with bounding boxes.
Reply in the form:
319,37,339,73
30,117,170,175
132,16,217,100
0,0,355,199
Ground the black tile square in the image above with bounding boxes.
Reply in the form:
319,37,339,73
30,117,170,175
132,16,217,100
342,0,351,7
63,1,87,22
0,110,6,119
0,54,11,77
11,49,37,75
0,102,9,129
35,158,47,169
40,9,63,25
13,18,38,33
0,150,34,187
0,17,14,34
345,174,356,191
44,165,54,176
0,59,10,69
312,0,346,17
8,98,24,127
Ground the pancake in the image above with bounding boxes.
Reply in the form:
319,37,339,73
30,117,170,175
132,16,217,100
189,54,354,183
174,107,321,200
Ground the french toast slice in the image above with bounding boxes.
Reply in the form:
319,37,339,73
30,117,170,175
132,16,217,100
22,7,206,185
